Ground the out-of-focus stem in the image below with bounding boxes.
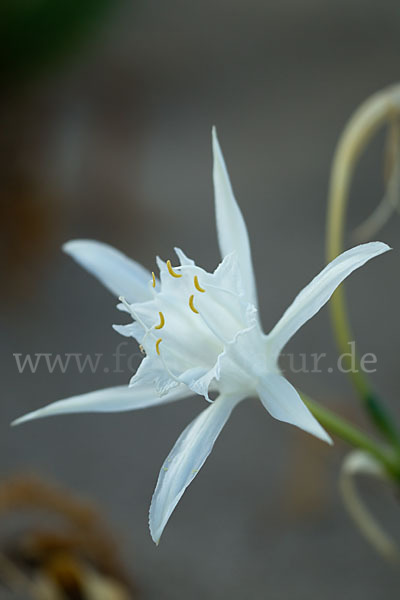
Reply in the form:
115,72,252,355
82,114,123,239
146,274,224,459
340,450,400,564
302,394,400,479
327,85,400,259
326,84,400,445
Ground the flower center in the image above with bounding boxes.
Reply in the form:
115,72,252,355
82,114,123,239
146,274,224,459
152,260,207,356
120,252,249,384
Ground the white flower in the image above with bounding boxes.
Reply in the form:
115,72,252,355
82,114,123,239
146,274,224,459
13,128,390,544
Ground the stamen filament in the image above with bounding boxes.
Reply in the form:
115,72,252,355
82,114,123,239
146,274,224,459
189,294,199,314
155,311,165,329
194,276,205,292
167,260,182,278
151,272,156,287
156,338,162,355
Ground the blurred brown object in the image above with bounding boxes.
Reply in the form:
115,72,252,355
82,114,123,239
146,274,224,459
0,172,56,304
0,89,59,305
0,475,138,599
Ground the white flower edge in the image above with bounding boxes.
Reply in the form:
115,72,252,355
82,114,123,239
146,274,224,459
11,129,392,545
63,239,157,304
13,239,390,542
257,374,331,443
212,127,258,308
266,241,391,359
147,240,390,541
12,383,191,426
149,393,242,544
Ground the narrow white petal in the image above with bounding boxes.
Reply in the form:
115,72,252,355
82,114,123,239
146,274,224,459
63,239,156,303
174,247,195,266
267,242,391,358
149,394,241,544
257,374,332,443
212,127,258,307
112,321,144,340
12,383,191,426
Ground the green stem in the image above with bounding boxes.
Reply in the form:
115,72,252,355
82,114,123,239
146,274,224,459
326,83,400,445
302,394,400,480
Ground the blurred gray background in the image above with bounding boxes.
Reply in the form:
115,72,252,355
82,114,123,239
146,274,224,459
2,0,400,597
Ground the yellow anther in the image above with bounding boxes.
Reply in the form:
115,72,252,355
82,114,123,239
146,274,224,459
156,338,162,355
167,259,182,278
189,294,199,314
155,311,165,330
151,272,156,288
194,275,205,293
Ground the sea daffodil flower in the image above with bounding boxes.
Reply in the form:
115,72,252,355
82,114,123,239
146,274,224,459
13,129,390,543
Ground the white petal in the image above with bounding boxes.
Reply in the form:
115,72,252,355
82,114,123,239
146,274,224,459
156,256,167,273
257,374,332,443
212,127,258,307
214,316,266,397
178,365,217,400
149,393,241,544
12,383,191,426
266,242,391,358
174,247,195,266
129,356,181,397
112,321,144,341
117,302,130,313
195,253,249,343
63,239,156,303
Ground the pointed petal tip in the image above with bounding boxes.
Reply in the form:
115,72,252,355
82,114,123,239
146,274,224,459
212,126,221,153
62,238,85,256
367,240,391,253
150,527,161,546
212,127,224,160
11,412,36,427
257,375,334,445
351,240,391,257
318,428,333,446
292,415,333,446
149,509,163,546
174,247,195,266
62,239,74,254
295,417,333,446
149,510,165,546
